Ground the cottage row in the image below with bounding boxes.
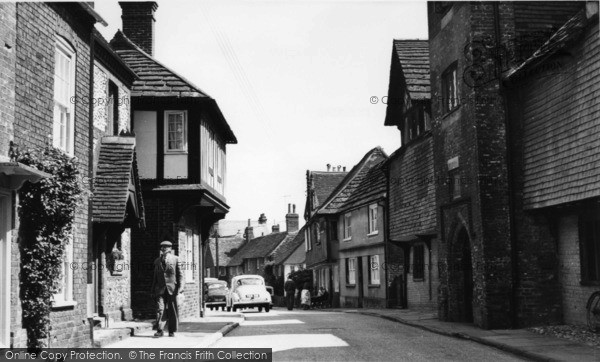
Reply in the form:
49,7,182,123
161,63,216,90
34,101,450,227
0,2,236,348
206,1,600,331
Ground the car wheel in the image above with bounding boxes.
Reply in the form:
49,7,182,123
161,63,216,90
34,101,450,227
265,305,270,313
258,307,263,312
232,306,237,312
210,307,213,311
227,307,231,312
222,306,225,311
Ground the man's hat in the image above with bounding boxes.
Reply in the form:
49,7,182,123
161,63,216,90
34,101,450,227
160,240,172,247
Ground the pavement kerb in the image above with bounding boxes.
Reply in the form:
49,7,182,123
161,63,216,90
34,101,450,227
198,314,246,348
348,311,558,362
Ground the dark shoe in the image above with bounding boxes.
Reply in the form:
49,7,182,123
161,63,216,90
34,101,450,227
168,332,175,337
154,331,164,337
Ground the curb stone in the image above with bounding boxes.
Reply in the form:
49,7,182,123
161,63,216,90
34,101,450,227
198,314,245,348
348,311,556,362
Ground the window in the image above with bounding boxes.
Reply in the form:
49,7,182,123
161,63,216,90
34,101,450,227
165,111,187,152
328,220,338,241
369,255,380,285
314,222,321,245
442,62,459,113
413,244,425,280
580,204,600,283
53,37,76,155
343,213,352,240
305,226,312,251
54,234,74,305
346,258,356,285
448,171,461,200
107,81,119,135
185,230,194,282
368,204,378,234
257,258,263,271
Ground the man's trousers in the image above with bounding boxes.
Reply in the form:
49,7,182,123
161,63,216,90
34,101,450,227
156,291,179,333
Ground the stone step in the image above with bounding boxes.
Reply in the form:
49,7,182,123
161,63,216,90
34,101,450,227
93,320,154,348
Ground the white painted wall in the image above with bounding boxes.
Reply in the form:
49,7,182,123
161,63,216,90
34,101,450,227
134,111,157,179
164,154,187,179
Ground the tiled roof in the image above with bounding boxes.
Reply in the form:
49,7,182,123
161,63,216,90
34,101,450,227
109,31,237,144
311,172,347,209
111,31,210,99
93,136,145,225
340,159,387,211
227,232,289,266
505,8,588,80
269,229,304,265
318,147,387,214
393,40,430,100
207,233,245,267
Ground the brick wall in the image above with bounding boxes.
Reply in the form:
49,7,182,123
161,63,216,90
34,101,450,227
0,3,16,158
119,2,157,56
13,3,94,347
406,241,439,311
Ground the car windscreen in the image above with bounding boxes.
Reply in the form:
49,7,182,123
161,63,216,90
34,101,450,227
237,278,263,286
208,283,227,290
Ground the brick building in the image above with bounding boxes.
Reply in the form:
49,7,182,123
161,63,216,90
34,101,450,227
90,29,145,327
0,2,105,348
383,40,438,310
427,1,595,329
109,2,237,319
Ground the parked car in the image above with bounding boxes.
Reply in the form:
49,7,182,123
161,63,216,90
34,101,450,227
205,280,228,311
226,275,272,312
265,285,274,308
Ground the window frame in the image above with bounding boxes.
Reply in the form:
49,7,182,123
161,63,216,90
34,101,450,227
184,230,194,283
53,37,76,156
343,212,352,241
164,110,188,153
369,255,380,285
346,257,356,285
53,234,75,307
441,62,459,114
368,204,378,235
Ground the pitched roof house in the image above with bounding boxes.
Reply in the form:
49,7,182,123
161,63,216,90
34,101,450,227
109,2,237,319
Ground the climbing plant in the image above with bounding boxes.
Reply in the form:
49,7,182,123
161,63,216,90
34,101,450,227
16,146,85,350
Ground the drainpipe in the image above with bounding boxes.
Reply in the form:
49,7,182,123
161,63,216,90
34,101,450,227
383,165,391,308
493,3,518,328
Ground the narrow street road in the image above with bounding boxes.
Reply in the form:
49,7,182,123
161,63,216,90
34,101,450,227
209,308,527,361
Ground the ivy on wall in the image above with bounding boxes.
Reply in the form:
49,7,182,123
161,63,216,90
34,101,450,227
16,146,86,350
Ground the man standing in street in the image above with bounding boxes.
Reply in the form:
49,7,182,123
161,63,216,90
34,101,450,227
151,240,184,337
284,275,296,310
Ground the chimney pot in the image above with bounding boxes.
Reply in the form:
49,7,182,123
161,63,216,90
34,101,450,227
288,203,291,214
343,166,346,172
293,204,296,213
286,202,299,232
337,165,341,171
327,164,331,172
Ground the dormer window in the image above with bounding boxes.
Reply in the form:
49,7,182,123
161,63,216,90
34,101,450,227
165,111,187,152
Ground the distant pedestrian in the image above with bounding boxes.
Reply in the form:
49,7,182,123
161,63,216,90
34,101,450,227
151,240,184,337
284,275,296,310
301,282,312,310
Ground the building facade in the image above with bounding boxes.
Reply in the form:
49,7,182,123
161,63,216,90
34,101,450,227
383,40,439,310
109,2,237,319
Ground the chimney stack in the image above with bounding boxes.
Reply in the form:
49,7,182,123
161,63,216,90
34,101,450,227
119,2,158,56
327,164,331,172
258,213,267,225
286,203,299,232
244,218,254,242
272,224,280,233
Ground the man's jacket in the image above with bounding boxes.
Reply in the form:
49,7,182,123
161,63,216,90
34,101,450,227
284,279,296,293
151,252,184,297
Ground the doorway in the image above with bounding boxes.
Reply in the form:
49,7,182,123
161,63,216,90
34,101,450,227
357,256,364,308
0,192,11,347
458,228,473,323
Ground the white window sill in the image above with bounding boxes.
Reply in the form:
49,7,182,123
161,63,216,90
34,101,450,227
51,300,77,309
165,150,188,155
343,237,352,242
367,231,379,237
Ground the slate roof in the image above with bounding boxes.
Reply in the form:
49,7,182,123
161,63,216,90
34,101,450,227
393,40,430,100
227,232,289,266
505,8,588,80
207,233,245,267
93,136,145,226
269,229,304,265
109,31,237,144
317,147,387,214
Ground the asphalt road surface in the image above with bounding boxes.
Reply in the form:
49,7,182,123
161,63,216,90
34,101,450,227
209,308,527,361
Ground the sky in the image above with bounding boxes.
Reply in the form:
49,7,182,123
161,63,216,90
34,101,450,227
94,0,429,229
